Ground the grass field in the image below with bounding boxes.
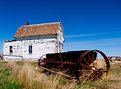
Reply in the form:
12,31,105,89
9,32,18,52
0,60,121,89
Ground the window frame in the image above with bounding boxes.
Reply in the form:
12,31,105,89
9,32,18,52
28,45,32,54
9,46,13,54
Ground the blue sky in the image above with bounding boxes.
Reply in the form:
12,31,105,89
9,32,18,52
0,0,121,56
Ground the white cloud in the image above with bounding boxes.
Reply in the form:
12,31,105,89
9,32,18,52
65,31,121,38
65,34,95,38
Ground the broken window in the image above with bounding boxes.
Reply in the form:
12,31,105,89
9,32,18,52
9,46,13,54
29,45,32,54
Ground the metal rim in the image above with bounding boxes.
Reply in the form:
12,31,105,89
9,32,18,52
38,54,47,66
78,50,110,82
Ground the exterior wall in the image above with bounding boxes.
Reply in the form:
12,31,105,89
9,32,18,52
56,27,64,52
4,41,23,56
22,37,56,59
3,41,23,60
3,35,57,60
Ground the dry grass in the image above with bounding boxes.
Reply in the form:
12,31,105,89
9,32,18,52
108,61,121,89
7,61,77,89
18,63,33,89
7,61,33,89
1,60,121,89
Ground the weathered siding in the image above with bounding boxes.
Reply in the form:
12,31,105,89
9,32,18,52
56,27,64,52
3,36,57,60
21,37,56,59
4,41,22,56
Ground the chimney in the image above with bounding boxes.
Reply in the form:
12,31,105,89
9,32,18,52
25,22,29,25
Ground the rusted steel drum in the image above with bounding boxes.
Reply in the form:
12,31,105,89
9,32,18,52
38,50,110,82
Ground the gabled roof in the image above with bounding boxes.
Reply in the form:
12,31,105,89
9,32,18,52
14,22,62,38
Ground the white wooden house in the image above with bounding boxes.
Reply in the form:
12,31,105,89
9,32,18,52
3,22,64,60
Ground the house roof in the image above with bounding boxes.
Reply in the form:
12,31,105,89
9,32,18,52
14,22,62,38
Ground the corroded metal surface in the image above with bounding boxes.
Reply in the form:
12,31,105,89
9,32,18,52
38,50,110,82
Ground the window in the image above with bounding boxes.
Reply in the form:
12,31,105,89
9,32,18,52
9,46,13,54
29,45,32,54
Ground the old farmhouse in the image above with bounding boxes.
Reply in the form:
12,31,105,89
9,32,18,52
3,22,64,60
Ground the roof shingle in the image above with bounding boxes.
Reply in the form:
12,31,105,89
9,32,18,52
14,22,61,38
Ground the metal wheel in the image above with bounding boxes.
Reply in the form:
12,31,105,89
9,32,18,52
78,50,110,82
38,54,47,66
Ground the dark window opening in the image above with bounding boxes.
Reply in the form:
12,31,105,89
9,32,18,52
29,45,32,54
9,46,13,54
